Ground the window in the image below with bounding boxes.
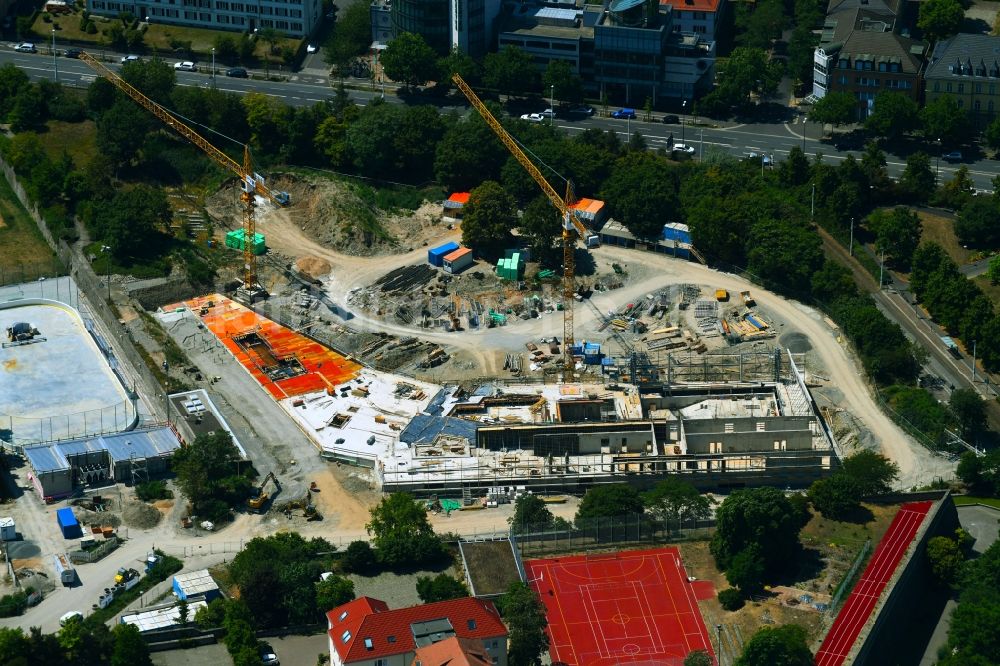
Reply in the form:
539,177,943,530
838,75,849,85
947,82,953,92
468,619,478,630
990,101,995,112
387,636,396,644
991,84,997,95
364,638,374,650
934,81,940,92
976,83,983,93
338,611,348,621
855,60,864,70
341,630,352,643
958,83,965,93
959,99,964,108
375,661,387,666
975,100,981,111
878,62,886,72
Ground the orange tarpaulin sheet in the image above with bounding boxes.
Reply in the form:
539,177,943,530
167,294,361,400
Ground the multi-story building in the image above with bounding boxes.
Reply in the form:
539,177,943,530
665,0,725,41
375,0,498,55
924,33,1000,129
811,0,924,118
86,0,321,38
326,596,508,666
497,0,714,103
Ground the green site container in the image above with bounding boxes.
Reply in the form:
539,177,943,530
225,229,266,256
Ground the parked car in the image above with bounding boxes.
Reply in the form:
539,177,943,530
942,151,963,162
611,108,636,119
260,643,279,665
538,108,555,118
226,67,248,78
520,113,546,123
661,114,680,124
121,54,140,64
14,42,36,53
672,143,696,155
63,48,82,58
569,105,594,116
174,61,197,71
306,44,317,53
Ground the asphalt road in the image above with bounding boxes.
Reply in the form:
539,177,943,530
5,44,1000,190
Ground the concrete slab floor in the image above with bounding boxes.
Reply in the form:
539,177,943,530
0,301,132,444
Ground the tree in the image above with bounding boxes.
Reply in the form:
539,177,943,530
937,165,976,210
499,582,548,666
867,207,922,268
543,60,584,104
811,260,858,303
746,217,824,295
899,152,936,203
950,388,987,439
808,91,856,126
510,494,556,533
416,573,469,603
92,185,173,260
956,197,1000,248
111,623,151,666
985,116,1000,150
710,487,808,573
170,431,250,519
927,535,964,585
643,478,711,527
315,574,356,611
576,483,645,521
380,32,439,89
341,540,377,574
918,0,965,43
323,1,371,72
808,474,861,519
921,95,971,145
483,46,539,96
434,112,507,190
865,92,920,140
735,625,813,666
726,545,766,592
841,450,900,496
120,58,176,104
787,24,818,83
600,151,679,239
366,493,446,568
518,196,561,265
437,47,480,84
685,649,714,666
698,47,783,114
460,180,517,258
718,588,745,611
0,628,29,665
176,598,190,626
95,99,154,168
988,255,1000,285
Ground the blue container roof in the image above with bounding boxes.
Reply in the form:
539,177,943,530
56,507,78,526
429,242,459,256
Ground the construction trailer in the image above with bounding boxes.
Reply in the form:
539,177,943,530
56,508,81,539
53,553,76,585
443,247,474,274
0,517,15,541
428,242,460,267
172,569,221,602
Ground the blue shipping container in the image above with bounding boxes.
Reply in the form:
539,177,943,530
428,242,460,267
56,507,81,539
662,223,692,244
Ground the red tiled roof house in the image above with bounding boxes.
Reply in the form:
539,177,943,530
326,596,509,666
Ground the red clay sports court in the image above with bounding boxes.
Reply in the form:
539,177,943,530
814,501,932,666
525,547,716,666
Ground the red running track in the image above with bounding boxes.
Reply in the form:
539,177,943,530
814,501,932,666
525,547,715,666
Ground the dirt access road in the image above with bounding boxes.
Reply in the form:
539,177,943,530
257,208,953,487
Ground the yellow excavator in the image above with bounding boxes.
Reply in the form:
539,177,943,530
248,472,280,512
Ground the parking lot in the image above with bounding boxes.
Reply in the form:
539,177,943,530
152,633,329,666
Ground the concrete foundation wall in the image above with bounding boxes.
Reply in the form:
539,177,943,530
849,493,958,665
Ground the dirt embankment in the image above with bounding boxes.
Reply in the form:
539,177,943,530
205,174,446,258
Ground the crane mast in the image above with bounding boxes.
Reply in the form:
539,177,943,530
451,74,592,373
78,52,287,297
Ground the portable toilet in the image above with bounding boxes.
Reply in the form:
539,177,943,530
0,517,14,541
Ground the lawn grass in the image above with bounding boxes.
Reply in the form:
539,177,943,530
36,119,98,167
917,210,973,266
39,12,299,60
972,274,1000,309
0,174,61,280
800,502,898,549
952,495,1000,509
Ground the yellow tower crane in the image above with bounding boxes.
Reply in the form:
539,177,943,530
451,74,595,373
78,52,289,298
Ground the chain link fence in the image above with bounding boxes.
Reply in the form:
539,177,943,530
0,154,167,424
511,512,715,558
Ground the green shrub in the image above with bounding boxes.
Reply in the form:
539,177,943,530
718,587,745,611
136,480,173,501
0,592,28,618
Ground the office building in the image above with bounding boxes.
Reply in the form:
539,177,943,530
924,33,1000,129
86,0,322,38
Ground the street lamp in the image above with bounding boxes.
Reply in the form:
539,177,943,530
550,84,555,125
849,217,854,256
101,245,111,302
879,249,885,289
716,624,723,666
211,47,216,86
936,138,942,185
52,28,58,83
681,100,687,143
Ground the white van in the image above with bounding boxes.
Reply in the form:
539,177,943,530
59,611,83,626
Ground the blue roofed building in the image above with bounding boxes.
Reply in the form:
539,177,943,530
23,426,182,501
